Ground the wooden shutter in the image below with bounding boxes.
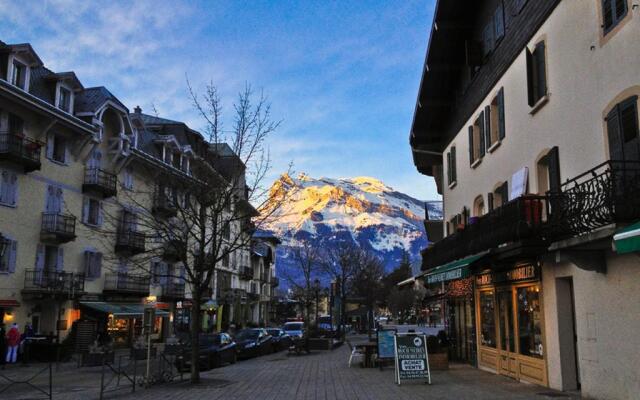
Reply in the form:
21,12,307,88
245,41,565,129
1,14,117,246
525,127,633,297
497,88,506,140
478,112,486,158
494,3,505,41
547,146,561,193
526,48,535,107
484,105,492,149
97,201,104,226
0,171,8,204
446,152,452,184
465,40,483,68
606,106,623,160
482,22,495,57
82,197,90,223
534,41,547,100
451,146,457,182
35,244,45,271
487,192,494,212
84,251,93,277
94,252,103,279
501,181,509,204
468,126,475,165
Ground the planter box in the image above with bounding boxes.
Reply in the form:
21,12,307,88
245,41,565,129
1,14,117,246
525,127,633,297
82,351,115,366
131,347,157,360
429,352,449,370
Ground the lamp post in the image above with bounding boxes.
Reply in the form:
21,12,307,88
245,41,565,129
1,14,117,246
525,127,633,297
313,278,320,332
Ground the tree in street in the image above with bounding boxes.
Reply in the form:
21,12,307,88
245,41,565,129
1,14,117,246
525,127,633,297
349,250,385,339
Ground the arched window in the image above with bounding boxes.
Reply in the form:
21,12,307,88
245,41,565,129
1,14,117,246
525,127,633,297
473,195,485,217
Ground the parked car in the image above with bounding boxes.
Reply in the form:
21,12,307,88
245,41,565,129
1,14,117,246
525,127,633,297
266,328,292,352
283,321,305,339
175,333,237,371
235,328,273,359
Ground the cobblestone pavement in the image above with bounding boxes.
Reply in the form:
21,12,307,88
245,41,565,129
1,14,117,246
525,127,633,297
0,342,581,400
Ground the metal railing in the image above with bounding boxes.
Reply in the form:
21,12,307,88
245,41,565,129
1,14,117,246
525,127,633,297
23,269,85,294
115,230,146,254
153,191,177,216
104,273,150,294
422,195,548,270
84,167,117,196
239,266,253,280
0,131,42,167
41,213,76,238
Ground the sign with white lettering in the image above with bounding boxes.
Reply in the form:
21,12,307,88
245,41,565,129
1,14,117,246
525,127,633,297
377,327,397,361
394,334,431,385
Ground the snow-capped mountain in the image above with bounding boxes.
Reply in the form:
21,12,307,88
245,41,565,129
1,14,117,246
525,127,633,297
259,173,442,289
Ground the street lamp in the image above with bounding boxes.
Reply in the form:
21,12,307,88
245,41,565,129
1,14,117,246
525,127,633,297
313,278,320,332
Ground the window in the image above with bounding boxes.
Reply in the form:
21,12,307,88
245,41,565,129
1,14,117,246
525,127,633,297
517,285,543,358
11,60,27,89
47,133,67,164
8,113,24,135
494,3,505,42
473,195,485,217
121,209,138,232
84,250,102,279
469,111,486,166
223,223,231,241
492,181,509,209
487,88,506,151
602,0,628,34
123,166,134,190
82,197,103,226
172,152,181,169
482,21,495,57
58,87,72,113
446,147,457,186
479,290,496,348
0,170,18,206
537,147,560,194
526,41,547,107
0,236,17,273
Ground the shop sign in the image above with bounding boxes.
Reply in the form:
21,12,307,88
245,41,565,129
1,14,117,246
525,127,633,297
427,267,464,284
476,264,539,286
394,334,431,385
377,327,397,361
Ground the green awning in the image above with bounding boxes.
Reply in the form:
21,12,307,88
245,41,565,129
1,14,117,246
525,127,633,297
80,302,169,317
424,253,486,284
614,221,640,254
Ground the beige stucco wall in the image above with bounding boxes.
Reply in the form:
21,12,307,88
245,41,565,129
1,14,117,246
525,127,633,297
542,253,640,400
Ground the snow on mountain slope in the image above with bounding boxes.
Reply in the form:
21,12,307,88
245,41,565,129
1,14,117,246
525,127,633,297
260,173,442,289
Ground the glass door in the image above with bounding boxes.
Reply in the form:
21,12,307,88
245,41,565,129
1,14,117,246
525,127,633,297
497,289,517,377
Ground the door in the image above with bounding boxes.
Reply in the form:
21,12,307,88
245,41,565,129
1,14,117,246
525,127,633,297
497,289,517,378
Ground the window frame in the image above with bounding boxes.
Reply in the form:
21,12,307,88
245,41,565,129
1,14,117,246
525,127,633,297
602,0,628,35
58,86,72,113
11,59,27,90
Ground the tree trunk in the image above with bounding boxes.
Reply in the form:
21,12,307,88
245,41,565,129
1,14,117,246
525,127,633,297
190,290,202,383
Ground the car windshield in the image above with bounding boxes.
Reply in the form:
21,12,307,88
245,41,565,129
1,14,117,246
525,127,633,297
266,329,280,336
236,330,259,341
284,323,303,331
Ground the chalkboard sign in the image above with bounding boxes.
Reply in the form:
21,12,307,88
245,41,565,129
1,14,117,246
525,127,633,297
377,328,397,361
394,334,431,385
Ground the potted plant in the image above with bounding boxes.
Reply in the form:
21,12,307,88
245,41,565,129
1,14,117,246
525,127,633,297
426,333,449,370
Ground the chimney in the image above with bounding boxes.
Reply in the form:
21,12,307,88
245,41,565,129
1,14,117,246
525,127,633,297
134,105,142,114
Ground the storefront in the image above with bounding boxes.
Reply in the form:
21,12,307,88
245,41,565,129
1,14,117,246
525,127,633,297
475,262,547,386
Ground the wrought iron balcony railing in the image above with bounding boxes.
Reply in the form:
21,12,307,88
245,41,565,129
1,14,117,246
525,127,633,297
23,270,85,296
160,281,186,299
422,195,548,270
115,230,146,255
0,132,42,172
239,266,253,280
103,273,150,296
41,213,76,243
152,191,177,218
83,168,117,198
546,160,640,239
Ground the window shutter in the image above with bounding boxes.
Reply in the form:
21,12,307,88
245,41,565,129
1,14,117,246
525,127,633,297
451,146,457,182
446,152,452,184
0,171,7,204
468,126,475,165
497,88,506,140
487,192,494,212
484,105,492,149
606,106,623,160
482,22,495,57
56,188,63,213
35,244,44,271
84,251,92,277
534,41,547,100
9,172,17,206
526,48,535,107
97,201,104,226
94,252,103,279
8,240,17,273
501,181,509,203
619,96,639,142
56,247,64,271
82,197,89,223
494,3,505,41
478,112,486,158
548,146,561,194
46,132,54,159
614,0,628,21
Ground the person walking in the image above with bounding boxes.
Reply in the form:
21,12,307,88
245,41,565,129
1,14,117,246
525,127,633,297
5,323,20,364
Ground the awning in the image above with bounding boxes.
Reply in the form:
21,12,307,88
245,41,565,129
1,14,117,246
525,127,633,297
424,253,487,284
613,221,640,254
0,299,20,307
80,302,169,317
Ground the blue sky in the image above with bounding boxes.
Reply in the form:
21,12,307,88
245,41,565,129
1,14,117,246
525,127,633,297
0,0,439,200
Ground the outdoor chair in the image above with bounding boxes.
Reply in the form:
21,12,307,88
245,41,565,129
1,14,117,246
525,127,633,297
346,340,364,368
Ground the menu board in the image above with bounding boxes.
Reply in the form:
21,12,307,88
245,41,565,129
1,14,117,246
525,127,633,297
377,328,397,360
394,334,431,385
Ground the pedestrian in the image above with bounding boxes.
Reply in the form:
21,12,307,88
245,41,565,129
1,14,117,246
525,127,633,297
0,324,6,367
5,323,20,364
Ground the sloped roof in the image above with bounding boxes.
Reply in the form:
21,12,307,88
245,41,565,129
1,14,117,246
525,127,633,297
75,86,128,114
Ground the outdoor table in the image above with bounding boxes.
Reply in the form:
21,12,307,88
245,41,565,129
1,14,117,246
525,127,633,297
355,341,378,368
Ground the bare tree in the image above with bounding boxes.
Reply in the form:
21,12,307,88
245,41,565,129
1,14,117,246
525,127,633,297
281,240,322,324
86,82,290,383
350,251,385,339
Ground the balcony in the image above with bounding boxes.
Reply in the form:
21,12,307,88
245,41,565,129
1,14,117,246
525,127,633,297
239,266,253,280
152,191,177,218
41,213,76,243
160,281,186,300
271,277,279,287
115,230,146,255
546,160,640,240
83,168,117,198
162,238,187,262
23,270,84,298
422,195,548,270
0,132,42,172
103,273,150,297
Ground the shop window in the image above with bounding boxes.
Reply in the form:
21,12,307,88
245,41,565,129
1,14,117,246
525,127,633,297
479,290,496,348
602,0,628,34
526,41,548,108
517,285,543,358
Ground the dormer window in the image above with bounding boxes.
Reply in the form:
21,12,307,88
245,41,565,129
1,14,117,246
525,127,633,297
172,152,181,169
58,87,72,113
11,60,27,90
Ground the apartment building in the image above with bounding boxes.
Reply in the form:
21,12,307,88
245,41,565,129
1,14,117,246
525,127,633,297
249,232,280,326
410,1,639,399
0,40,264,348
